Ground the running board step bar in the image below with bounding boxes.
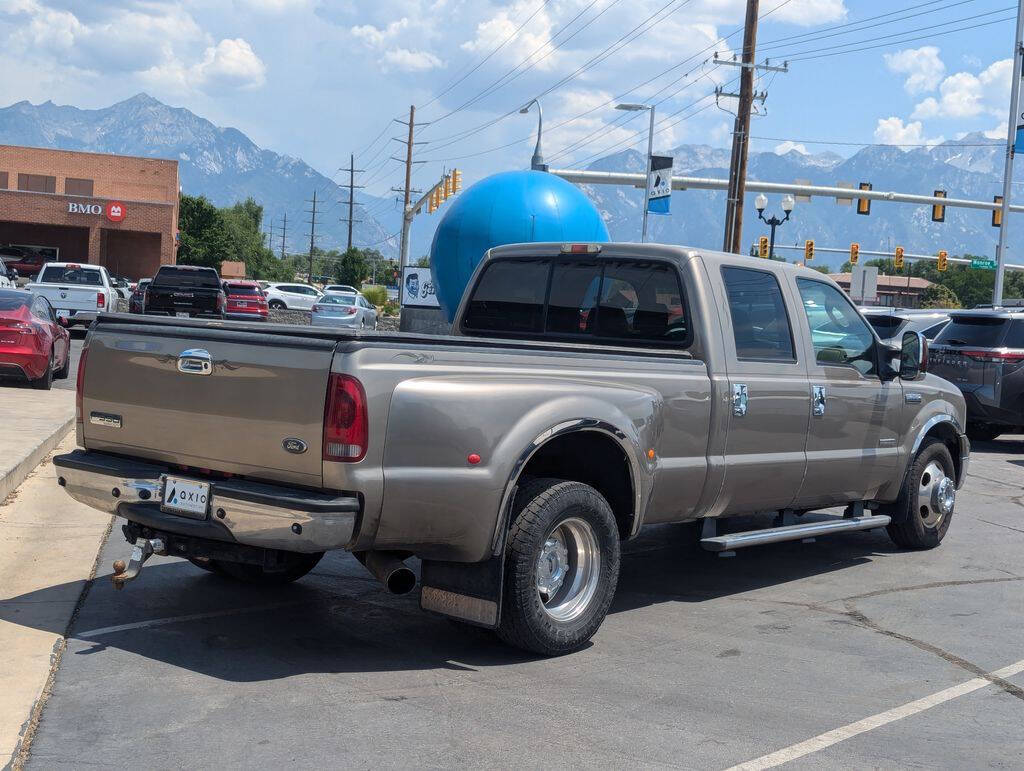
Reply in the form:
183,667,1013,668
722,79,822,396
700,515,891,553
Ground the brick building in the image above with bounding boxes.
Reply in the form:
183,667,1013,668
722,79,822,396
0,145,179,279
829,273,935,308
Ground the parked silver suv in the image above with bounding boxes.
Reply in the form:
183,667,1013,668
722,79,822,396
860,308,950,342
929,309,1024,441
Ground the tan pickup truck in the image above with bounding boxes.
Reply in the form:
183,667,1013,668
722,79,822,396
54,243,969,655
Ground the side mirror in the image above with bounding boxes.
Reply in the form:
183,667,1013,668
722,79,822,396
899,331,927,380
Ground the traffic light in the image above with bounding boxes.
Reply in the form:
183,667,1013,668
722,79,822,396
758,236,769,257
428,188,438,214
443,174,452,200
937,249,948,271
932,189,946,222
894,246,905,270
993,196,1003,228
804,239,814,262
850,242,859,265
452,168,462,193
856,182,872,216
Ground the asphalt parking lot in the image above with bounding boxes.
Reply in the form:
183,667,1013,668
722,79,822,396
6,437,1021,768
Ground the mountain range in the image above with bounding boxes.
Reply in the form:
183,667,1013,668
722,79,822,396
0,94,1017,270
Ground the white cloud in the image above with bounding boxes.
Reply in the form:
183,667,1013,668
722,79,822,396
382,47,443,71
912,58,1011,119
775,141,807,155
235,0,311,11
351,19,409,47
769,0,847,27
193,39,267,90
873,116,944,149
883,46,945,95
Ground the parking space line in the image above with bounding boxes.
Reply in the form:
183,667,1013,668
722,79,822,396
725,658,1024,770
75,600,311,639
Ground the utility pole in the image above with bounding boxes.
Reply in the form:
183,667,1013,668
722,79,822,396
340,153,365,251
994,0,1024,306
723,0,760,254
280,212,287,260
306,191,318,283
393,105,429,268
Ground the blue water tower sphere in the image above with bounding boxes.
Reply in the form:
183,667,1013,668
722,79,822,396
430,170,609,320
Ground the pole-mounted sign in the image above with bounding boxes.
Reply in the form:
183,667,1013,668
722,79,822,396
647,155,673,215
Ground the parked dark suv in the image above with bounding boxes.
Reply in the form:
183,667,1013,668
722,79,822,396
929,309,1024,440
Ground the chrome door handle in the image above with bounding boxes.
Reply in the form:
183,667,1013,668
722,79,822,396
812,385,826,416
732,383,748,417
177,348,212,375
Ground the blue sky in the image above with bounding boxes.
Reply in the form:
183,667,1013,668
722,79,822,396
0,0,1017,198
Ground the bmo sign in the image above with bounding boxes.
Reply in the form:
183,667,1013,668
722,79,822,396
67,200,127,222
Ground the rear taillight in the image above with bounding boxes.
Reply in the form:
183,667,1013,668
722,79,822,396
323,374,367,462
962,349,1024,363
346,307,357,315
76,346,89,425
311,304,321,312
96,292,105,309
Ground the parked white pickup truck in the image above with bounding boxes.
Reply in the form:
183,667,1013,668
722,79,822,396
27,263,122,327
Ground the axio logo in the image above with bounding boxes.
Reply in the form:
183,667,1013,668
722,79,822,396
106,201,126,222
68,202,103,215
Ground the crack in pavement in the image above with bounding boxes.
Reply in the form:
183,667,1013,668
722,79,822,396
840,599,1024,703
978,518,1024,535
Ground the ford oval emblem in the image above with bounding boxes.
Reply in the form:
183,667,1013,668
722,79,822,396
282,438,307,454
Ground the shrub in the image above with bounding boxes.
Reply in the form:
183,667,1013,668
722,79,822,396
361,285,388,306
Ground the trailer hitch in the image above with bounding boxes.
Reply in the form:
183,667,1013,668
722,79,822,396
111,537,166,589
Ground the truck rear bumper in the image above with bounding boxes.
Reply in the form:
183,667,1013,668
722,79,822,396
54,449,361,553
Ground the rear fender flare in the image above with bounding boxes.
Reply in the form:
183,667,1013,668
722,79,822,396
490,414,652,555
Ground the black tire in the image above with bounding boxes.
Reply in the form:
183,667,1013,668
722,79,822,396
966,423,1000,442
54,347,70,380
497,478,620,656
886,438,956,550
31,352,53,390
213,551,324,585
268,300,286,310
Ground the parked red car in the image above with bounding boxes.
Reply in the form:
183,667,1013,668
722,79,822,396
223,280,269,321
0,246,50,280
0,289,71,389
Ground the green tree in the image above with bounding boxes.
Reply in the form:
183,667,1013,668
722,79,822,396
177,195,230,270
807,264,830,274
415,256,431,268
920,283,961,309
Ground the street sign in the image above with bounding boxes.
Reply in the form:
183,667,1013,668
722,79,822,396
647,155,673,214
971,258,997,269
850,265,878,303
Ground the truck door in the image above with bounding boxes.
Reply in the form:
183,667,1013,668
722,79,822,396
791,278,902,508
716,266,809,512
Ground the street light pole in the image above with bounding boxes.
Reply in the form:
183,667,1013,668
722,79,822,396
994,0,1024,306
616,103,656,242
755,194,795,258
520,99,545,171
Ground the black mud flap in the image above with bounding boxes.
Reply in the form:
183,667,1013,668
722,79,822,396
420,553,504,629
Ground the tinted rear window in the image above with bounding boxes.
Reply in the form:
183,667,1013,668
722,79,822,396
1001,320,1024,348
462,259,550,334
38,266,102,285
226,283,260,296
152,267,221,288
722,267,795,360
934,316,1008,347
319,295,355,305
0,290,29,310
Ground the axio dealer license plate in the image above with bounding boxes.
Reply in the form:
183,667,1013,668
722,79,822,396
161,476,210,519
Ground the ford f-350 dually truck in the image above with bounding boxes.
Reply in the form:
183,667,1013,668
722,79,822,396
54,243,969,655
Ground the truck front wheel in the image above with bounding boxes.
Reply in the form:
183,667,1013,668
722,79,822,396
497,478,620,656
886,438,956,550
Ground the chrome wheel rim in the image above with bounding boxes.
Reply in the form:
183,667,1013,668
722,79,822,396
918,460,954,527
536,517,601,622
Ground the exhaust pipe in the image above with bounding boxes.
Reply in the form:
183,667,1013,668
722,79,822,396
355,551,416,595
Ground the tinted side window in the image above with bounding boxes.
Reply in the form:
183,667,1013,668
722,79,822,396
796,279,877,376
596,261,688,343
462,259,551,334
722,267,795,361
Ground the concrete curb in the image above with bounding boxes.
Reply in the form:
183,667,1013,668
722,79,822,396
0,417,74,504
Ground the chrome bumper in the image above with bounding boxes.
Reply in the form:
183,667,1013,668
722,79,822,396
54,450,360,553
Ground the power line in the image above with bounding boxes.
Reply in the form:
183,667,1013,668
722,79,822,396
339,153,365,251
751,135,1002,148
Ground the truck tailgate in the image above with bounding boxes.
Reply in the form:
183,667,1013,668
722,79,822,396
81,318,337,487
30,285,101,311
